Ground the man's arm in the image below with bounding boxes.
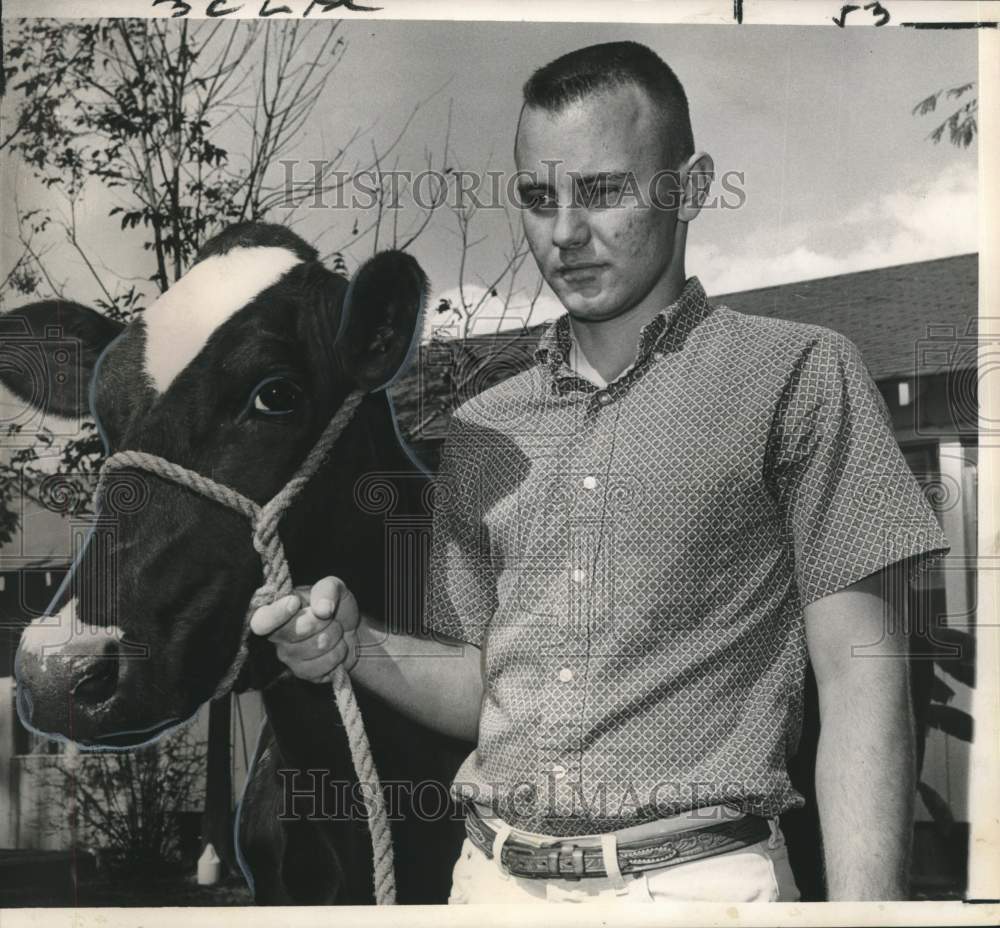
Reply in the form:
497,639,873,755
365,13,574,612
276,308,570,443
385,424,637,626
251,577,483,742
352,611,483,743
804,565,915,901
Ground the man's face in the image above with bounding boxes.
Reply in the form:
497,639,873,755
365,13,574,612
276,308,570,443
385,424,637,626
514,83,682,324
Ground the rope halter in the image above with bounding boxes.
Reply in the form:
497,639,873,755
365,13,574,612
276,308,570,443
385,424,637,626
93,387,397,904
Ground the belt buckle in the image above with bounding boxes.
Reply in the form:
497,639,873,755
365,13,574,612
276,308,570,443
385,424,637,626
546,842,586,880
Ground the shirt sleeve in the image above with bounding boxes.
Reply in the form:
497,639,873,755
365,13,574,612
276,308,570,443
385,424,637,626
422,409,497,648
767,329,950,606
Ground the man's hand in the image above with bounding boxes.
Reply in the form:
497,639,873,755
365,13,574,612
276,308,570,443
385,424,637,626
249,576,360,683
251,575,484,742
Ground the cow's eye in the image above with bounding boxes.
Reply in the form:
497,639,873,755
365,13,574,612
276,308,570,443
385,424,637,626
251,377,303,416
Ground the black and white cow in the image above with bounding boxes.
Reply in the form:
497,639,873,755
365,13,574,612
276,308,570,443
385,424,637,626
2,223,468,904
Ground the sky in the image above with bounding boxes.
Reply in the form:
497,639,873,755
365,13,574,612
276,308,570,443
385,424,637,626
0,20,979,345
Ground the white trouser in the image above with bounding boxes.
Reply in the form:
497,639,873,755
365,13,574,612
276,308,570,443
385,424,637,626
447,818,801,904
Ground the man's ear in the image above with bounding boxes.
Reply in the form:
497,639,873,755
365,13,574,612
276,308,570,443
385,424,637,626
335,251,428,391
678,152,715,222
0,300,125,419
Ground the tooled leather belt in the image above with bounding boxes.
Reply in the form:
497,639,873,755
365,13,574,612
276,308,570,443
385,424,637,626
464,803,771,881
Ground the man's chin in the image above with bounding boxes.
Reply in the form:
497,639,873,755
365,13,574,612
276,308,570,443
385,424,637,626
553,287,609,319
562,298,622,325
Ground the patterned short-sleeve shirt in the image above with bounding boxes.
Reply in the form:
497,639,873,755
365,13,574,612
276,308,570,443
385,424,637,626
424,276,949,835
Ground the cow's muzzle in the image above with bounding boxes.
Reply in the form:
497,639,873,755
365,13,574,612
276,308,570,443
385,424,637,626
15,606,180,747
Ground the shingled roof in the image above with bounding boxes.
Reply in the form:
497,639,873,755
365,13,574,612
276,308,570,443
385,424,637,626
714,253,978,382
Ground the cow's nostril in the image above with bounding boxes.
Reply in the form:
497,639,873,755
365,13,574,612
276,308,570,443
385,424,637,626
71,641,121,707
73,663,118,705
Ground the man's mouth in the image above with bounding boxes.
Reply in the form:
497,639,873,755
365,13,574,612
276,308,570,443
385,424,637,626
558,263,605,281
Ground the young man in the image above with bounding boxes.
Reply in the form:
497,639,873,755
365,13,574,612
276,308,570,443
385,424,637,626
251,42,948,902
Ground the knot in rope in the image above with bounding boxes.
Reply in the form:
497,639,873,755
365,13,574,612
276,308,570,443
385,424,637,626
94,389,396,904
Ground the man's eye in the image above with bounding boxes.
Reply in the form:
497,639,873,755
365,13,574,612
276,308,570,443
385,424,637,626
519,189,557,211
251,377,303,416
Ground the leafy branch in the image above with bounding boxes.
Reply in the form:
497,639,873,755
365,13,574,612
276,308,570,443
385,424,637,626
912,81,977,149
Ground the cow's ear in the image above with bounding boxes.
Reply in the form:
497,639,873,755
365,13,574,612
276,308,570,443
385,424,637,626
334,251,427,391
0,300,125,419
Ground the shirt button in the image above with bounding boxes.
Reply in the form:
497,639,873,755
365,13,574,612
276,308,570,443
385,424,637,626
582,476,598,491
571,568,585,584
514,783,536,803
551,764,567,780
558,667,574,683
596,392,612,406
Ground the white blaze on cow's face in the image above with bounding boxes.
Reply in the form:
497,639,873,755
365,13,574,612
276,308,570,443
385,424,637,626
141,246,304,393
19,599,77,673
18,598,124,672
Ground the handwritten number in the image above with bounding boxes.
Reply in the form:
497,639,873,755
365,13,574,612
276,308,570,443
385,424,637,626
834,2,890,26
864,1,890,25
152,0,193,16
833,4,859,26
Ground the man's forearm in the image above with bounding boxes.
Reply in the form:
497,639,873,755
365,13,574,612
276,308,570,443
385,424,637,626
806,570,918,900
349,614,483,742
814,667,915,900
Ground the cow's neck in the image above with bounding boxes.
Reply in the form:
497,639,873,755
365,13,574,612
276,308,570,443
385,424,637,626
251,390,430,760
283,390,428,598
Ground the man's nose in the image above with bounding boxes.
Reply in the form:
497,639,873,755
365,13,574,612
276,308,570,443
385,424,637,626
551,204,590,250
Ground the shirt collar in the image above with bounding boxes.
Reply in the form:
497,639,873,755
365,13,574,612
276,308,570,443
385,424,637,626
533,276,713,390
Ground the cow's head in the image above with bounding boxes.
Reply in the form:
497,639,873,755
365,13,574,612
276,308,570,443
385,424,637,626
2,223,426,748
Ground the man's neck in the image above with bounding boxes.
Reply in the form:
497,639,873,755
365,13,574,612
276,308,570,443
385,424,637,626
568,267,686,385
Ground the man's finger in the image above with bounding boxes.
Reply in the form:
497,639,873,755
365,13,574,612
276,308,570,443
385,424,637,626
310,576,345,620
281,610,332,644
249,593,301,637
275,621,344,661
279,638,349,682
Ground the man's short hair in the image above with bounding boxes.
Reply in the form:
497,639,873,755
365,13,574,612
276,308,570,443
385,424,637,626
522,41,695,170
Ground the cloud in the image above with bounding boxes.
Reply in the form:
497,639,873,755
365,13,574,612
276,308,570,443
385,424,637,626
690,163,977,295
